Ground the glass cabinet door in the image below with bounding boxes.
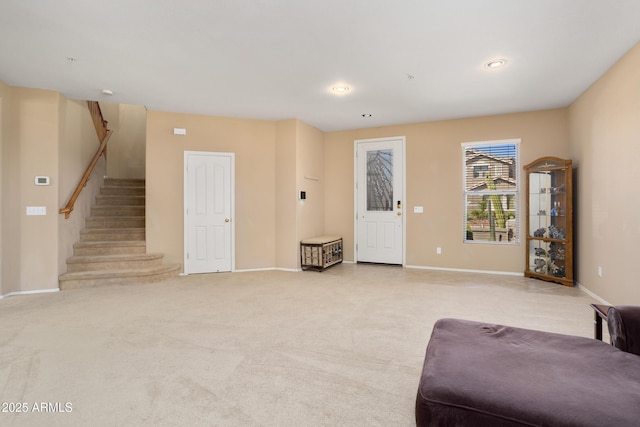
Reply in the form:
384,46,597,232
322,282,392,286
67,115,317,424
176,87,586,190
524,157,573,286
528,240,568,279
528,171,551,237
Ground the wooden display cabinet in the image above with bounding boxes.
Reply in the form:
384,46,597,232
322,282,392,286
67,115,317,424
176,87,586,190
524,157,573,286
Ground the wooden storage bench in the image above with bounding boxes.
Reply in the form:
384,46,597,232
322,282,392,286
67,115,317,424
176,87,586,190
300,236,343,271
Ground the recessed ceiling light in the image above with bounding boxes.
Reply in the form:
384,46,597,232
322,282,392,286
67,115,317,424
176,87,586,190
484,59,507,69
332,85,350,94
362,113,372,118
101,89,114,96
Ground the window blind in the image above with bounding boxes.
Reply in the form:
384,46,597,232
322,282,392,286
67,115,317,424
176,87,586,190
462,140,520,244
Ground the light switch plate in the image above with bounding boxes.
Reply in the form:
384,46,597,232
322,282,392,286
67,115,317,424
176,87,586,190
413,206,424,213
26,206,47,216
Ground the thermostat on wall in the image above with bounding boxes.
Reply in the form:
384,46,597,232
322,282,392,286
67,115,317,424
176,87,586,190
35,176,50,186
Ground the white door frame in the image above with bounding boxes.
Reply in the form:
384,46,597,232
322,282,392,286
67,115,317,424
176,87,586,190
353,137,406,265
183,151,235,274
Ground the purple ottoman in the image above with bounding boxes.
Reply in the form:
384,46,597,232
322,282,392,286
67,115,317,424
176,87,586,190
416,318,640,426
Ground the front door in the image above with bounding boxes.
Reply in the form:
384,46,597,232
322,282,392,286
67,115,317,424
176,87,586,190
355,138,405,264
184,151,234,274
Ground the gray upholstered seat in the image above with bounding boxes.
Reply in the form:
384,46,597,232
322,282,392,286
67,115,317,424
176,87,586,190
416,316,640,426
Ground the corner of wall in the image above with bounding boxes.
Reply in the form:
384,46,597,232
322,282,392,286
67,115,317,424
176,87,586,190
273,119,327,270
295,120,326,243
0,81,7,295
274,119,298,269
566,42,640,304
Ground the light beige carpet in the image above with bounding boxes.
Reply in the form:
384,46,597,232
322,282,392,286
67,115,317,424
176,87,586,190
0,264,602,426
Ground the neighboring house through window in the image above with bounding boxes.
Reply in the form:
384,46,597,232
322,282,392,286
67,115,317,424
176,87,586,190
462,139,520,244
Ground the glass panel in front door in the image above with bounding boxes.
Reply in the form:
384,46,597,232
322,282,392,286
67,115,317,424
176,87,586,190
366,149,393,211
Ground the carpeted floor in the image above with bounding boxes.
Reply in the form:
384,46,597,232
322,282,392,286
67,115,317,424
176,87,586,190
0,264,602,426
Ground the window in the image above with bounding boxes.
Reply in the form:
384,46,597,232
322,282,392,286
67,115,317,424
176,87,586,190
473,165,489,178
462,139,520,244
366,149,393,211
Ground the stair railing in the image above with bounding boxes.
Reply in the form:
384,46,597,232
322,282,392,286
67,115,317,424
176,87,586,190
59,101,112,219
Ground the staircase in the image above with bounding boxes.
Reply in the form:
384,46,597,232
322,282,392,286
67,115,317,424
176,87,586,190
59,178,181,289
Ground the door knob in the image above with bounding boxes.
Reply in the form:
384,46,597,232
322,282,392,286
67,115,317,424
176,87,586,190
397,212,402,216
225,218,230,222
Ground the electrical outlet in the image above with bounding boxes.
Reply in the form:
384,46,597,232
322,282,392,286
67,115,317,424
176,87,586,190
436,247,442,255
598,266,602,277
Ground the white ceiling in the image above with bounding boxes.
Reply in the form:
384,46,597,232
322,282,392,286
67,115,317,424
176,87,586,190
1,1,639,132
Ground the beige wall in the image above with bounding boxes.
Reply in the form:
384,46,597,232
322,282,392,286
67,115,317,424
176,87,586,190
275,120,298,270
6,88,60,293
296,120,325,247
568,42,640,304
0,81,7,295
1,84,21,294
325,109,569,273
0,84,102,296
146,111,277,271
57,98,105,275
274,119,326,270
103,103,146,179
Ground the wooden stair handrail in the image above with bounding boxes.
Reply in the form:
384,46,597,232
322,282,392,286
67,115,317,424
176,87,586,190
59,101,111,219
87,100,109,143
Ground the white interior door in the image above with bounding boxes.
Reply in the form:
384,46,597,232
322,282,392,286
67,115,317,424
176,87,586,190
355,138,405,264
184,151,234,274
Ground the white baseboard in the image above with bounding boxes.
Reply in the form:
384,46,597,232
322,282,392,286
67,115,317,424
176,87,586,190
185,263,522,278
0,288,60,300
180,267,301,275
405,264,523,277
575,281,611,305
233,267,300,273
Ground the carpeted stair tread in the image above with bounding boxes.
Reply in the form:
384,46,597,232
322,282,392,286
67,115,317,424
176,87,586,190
60,264,181,279
74,241,146,248
94,200,145,205
90,206,146,211
72,240,146,256
95,195,145,206
104,178,145,186
80,227,145,233
85,216,146,228
67,253,165,264
101,185,145,189
80,228,145,240
86,216,145,221
59,264,181,289
90,205,145,217
100,186,145,196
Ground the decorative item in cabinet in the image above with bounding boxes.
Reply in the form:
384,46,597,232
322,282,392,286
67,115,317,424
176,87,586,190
300,236,343,271
524,157,573,286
